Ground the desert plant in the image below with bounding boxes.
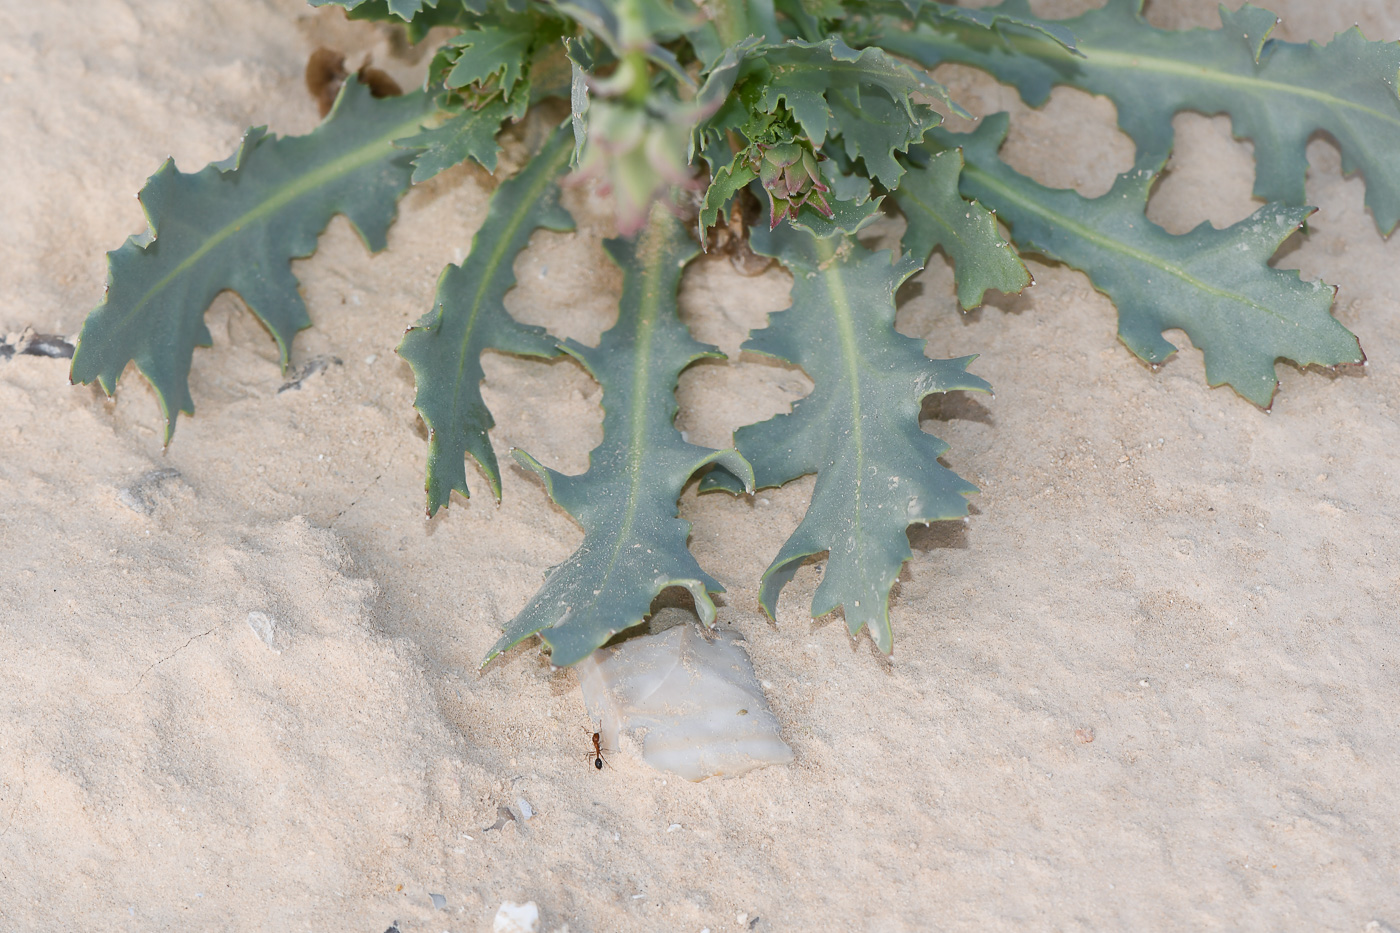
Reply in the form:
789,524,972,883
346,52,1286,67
70,0,1398,667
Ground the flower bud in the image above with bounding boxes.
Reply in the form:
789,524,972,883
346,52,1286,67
746,138,833,228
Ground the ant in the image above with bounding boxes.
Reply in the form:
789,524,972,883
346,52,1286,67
585,729,612,771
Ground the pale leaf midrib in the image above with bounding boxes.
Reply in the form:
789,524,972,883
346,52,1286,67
450,139,571,419
904,24,1400,131
120,109,429,328
819,237,867,584
963,164,1293,326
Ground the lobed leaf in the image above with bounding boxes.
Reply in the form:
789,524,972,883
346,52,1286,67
920,1,1077,52
70,80,437,442
821,159,874,204
484,207,754,668
757,37,952,187
876,0,1400,234
443,18,534,98
785,191,885,238
688,38,761,161
698,156,758,237
396,91,530,182
309,0,438,18
893,147,1031,309
309,0,482,37
716,223,989,654
398,125,575,514
935,115,1363,407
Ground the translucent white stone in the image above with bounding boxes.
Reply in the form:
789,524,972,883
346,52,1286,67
577,612,794,781
246,611,288,652
492,900,539,933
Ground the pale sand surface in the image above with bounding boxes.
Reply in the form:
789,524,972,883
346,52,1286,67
2,0,1399,930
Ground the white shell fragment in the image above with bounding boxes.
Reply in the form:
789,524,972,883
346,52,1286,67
577,612,794,781
493,900,540,933
246,611,289,652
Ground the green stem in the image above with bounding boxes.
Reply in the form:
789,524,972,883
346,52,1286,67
623,51,651,104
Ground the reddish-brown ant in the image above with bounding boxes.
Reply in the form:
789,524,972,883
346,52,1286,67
585,729,612,771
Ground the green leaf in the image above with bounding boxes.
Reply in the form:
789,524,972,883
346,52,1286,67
904,0,1079,53
698,155,757,238
309,0,482,35
892,147,1030,309
689,38,761,162
821,159,873,204
396,90,529,182
757,36,951,187
398,125,575,514
876,0,1400,235
309,0,435,19
484,207,754,668
70,80,437,442
696,38,760,110
444,19,534,98
937,114,1363,407
724,223,989,654
785,191,884,238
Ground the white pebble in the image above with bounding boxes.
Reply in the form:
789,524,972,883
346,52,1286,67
364,354,377,364
493,900,540,933
246,611,288,652
667,823,681,832
517,797,534,820
577,610,793,781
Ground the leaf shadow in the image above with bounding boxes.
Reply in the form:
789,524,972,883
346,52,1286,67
894,277,925,310
1270,225,1308,266
878,504,979,641
919,391,993,427
972,286,1037,321
479,633,542,676
905,508,977,555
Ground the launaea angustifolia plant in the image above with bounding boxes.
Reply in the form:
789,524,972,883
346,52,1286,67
71,0,1398,668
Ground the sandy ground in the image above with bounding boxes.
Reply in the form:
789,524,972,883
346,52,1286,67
2,0,1399,930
